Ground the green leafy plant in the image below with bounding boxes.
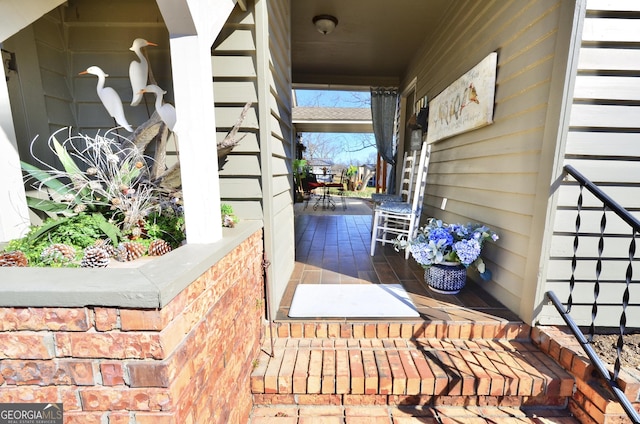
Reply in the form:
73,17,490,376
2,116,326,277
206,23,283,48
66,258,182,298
5,127,188,266
144,211,186,248
344,165,359,191
221,204,239,228
4,213,122,267
7,124,247,267
292,159,308,193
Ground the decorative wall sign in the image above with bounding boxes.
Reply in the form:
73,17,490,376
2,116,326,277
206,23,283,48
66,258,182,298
426,52,497,143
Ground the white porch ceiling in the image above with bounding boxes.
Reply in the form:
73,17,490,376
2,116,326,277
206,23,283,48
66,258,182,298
291,0,453,87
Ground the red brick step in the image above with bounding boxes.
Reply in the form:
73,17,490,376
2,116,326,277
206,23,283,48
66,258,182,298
251,337,575,407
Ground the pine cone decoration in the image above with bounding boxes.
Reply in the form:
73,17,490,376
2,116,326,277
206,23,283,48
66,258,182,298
0,251,28,267
93,239,116,257
81,247,110,268
148,239,172,256
115,241,146,262
41,243,76,264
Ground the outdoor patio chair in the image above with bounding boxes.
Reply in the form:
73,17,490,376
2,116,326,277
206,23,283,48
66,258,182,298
370,142,431,259
324,169,347,210
370,149,419,205
370,146,422,227
302,173,323,209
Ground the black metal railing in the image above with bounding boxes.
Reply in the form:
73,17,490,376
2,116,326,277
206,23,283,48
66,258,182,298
546,164,640,423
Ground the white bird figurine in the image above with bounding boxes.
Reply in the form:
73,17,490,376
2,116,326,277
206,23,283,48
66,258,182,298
129,38,157,106
141,84,176,131
79,66,133,132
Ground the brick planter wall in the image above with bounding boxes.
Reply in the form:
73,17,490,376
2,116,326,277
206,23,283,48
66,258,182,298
0,230,265,424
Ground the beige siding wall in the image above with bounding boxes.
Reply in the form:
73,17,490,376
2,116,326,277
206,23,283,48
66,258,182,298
35,10,74,135
215,0,294,315
4,8,72,166
259,0,295,315
540,0,640,326
403,0,573,323
214,5,262,220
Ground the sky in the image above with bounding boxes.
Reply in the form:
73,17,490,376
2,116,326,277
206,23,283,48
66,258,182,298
294,89,377,165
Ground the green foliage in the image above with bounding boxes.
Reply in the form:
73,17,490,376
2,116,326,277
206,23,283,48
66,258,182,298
4,213,122,267
293,159,308,192
220,204,234,216
293,159,307,175
21,161,75,201
144,211,186,249
12,127,255,267
346,165,358,176
221,204,239,227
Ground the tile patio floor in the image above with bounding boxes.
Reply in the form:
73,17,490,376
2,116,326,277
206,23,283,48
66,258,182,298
277,211,519,324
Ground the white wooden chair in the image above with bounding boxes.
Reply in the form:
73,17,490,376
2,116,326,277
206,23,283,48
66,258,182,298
370,149,419,205
370,148,420,228
370,142,431,259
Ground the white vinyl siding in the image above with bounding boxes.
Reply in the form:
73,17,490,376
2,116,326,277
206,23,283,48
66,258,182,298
539,0,640,326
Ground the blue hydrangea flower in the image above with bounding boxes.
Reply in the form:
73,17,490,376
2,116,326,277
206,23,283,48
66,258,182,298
428,227,453,247
453,239,481,265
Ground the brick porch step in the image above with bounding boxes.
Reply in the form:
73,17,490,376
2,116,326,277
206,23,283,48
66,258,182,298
250,337,575,407
271,320,531,340
249,404,580,423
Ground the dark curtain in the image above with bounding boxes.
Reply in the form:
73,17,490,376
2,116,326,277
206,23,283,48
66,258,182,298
371,87,399,193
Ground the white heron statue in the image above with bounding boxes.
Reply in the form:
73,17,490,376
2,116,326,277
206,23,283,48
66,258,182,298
140,84,176,131
129,38,157,106
79,66,133,132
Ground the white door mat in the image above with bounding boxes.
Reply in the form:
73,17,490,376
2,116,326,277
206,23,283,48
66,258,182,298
288,284,420,318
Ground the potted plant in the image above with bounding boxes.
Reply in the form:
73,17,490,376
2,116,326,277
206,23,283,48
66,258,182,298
395,218,499,294
345,165,358,191
221,203,239,228
1,128,187,268
293,159,308,202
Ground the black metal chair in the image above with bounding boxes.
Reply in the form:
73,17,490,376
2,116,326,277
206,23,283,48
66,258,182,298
324,170,347,210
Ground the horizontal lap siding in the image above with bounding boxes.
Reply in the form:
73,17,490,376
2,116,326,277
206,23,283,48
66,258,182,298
265,0,294,316
66,0,171,135
405,0,563,319
4,8,70,167
540,0,640,326
214,5,262,220
37,37,75,133
7,2,169,168
34,11,72,135
218,0,293,317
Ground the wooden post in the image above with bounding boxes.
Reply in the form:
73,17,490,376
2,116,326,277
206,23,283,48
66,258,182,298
382,160,387,193
376,153,381,193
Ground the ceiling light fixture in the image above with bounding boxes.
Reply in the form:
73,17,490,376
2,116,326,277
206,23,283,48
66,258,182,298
312,15,338,35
